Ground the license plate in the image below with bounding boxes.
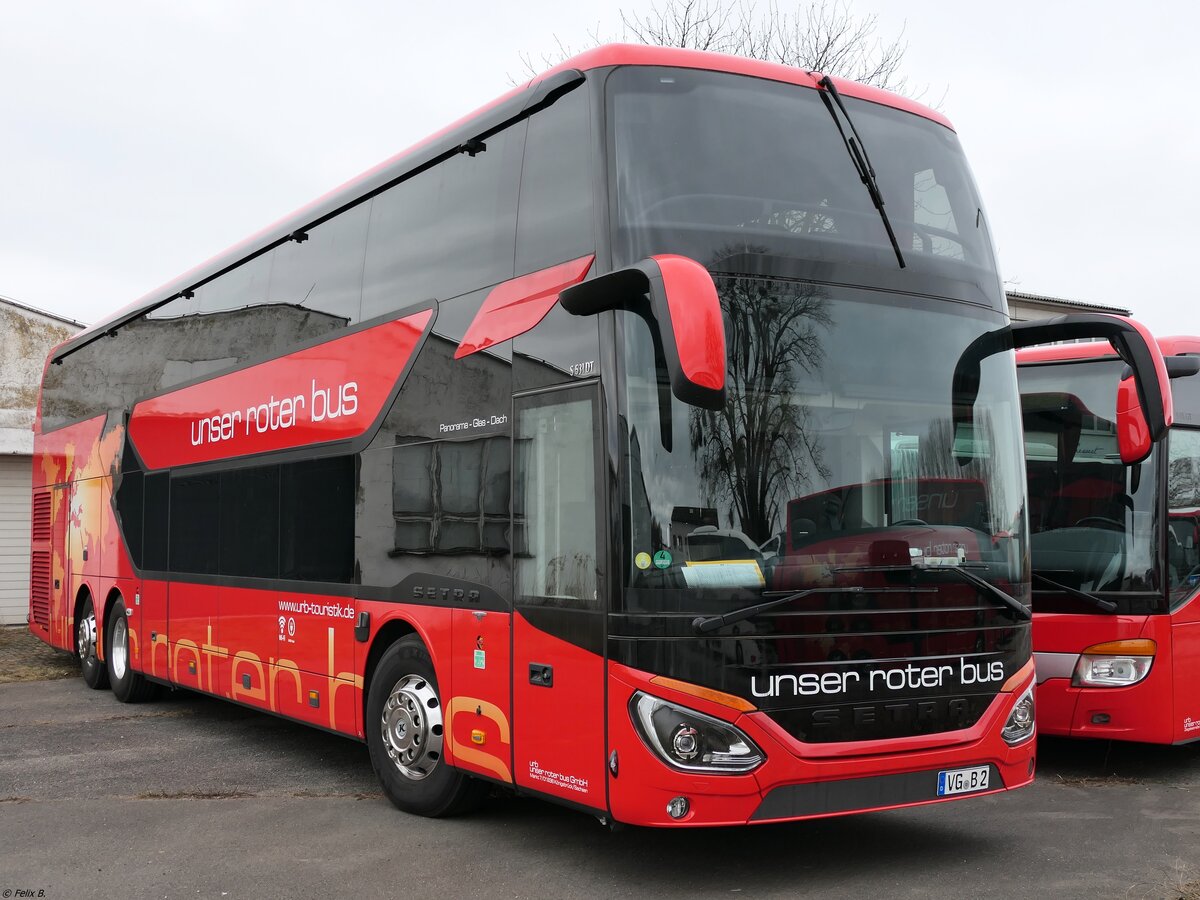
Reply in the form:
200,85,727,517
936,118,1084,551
936,765,990,797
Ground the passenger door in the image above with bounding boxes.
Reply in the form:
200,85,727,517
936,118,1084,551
510,384,608,811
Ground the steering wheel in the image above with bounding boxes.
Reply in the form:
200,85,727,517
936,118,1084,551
891,519,929,526
1073,516,1125,531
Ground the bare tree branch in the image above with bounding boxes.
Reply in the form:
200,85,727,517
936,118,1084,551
516,0,927,97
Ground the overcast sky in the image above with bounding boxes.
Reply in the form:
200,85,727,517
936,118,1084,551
2,0,1197,337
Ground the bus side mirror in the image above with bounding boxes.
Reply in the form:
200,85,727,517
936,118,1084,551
954,314,1172,465
560,254,726,410
1116,356,1200,464
1116,376,1152,464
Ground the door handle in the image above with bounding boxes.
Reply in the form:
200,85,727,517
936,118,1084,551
529,663,553,687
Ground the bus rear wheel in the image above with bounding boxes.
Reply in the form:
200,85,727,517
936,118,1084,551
366,636,486,817
76,595,109,690
106,598,157,703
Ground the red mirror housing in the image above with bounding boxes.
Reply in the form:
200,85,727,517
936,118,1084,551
1116,376,1152,464
560,254,726,410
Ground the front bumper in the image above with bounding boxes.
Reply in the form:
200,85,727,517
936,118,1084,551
606,663,1036,827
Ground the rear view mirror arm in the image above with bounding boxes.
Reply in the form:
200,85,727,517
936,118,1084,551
954,314,1173,464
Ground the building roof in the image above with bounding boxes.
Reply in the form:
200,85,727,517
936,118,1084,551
1005,290,1130,317
0,294,86,329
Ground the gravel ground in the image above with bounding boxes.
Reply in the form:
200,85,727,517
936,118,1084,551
0,625,78,684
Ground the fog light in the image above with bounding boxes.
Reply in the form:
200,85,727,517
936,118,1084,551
667,796,690,819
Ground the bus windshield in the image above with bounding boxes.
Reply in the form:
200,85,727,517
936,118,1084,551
609,66,1002,306
1018,358,1163,613
619,282,1028,630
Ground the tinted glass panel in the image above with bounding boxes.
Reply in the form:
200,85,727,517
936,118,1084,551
1018,358,1163,612
220,466,280,579
361,126,523,319
40,212,373,432
513,303,601,392
170,473,220,575
280,455,355,583
197,253,273,315
609,67,1001,306
516,88,594,275
621,282,1027,612
514,393,598,609
143,472,170,571
1167,428,1200,605
115,468,144,568
268,203,369,325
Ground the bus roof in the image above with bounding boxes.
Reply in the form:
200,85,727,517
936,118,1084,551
1017,336,1200,365
55,44,953,362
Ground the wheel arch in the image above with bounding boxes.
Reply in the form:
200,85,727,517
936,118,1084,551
362,616,420,718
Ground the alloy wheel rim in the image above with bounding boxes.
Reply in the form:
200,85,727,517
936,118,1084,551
380,674,444,780
77,610,97,663
111,615,128,680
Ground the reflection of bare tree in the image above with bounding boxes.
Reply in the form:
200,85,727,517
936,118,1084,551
688,275,831,544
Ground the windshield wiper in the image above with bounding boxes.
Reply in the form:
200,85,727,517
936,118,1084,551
691,586,938,634
1032,572,1118,613
693,588,821,634
815,75,906,269
832,562,1032,621
693,587,865,634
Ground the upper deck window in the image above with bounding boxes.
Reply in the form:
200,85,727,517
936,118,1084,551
608,67,1001,305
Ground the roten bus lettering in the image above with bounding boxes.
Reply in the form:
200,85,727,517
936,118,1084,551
27,44,1173,828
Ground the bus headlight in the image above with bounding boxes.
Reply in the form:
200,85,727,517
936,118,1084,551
1001,685,1035,746
630,692,764,774
1072,640,1155,687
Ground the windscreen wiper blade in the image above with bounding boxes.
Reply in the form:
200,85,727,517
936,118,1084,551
691,584,939,634
692,587,864,634
1032,572,1118,613
816,75,906,269
832,562,1032,621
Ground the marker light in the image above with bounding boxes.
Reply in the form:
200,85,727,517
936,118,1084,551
1001,685,1036,746
630,692,764,774
1072,640,1155,688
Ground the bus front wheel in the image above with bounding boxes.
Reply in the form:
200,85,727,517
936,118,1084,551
366,636,486,817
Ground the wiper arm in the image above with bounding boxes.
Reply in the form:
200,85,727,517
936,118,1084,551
692,587,864,634
816,75,906,269
832,562,1032,621
1032,572,1118,613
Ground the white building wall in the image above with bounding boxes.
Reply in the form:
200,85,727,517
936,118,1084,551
0,454,33,625
0,297,82,626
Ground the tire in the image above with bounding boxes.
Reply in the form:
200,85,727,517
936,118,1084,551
365,636,487,817
106,598,157,703
76,594,109,690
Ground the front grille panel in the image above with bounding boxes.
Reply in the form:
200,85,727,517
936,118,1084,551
611,580,1029,743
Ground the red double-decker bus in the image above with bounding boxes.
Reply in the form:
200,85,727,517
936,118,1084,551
28,45,1172,826
1019,335,1200,744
